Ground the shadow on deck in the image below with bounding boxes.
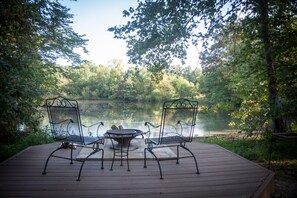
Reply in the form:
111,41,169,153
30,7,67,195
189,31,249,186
0,142,274,198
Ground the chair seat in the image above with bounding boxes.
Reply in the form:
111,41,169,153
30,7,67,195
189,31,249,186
65,135,83,144
147,135,190,145
83,136,102,145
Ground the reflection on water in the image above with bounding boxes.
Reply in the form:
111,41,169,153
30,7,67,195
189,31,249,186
42,100,236,137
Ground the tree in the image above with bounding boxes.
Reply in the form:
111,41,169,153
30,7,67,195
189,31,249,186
109,0,297,133
0,0,87,142
170,75,197,98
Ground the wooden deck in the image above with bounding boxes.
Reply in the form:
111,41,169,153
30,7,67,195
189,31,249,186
0,142,274,198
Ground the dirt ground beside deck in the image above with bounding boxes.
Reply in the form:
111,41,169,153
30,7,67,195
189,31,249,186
266,160,297,198
273,175,297,198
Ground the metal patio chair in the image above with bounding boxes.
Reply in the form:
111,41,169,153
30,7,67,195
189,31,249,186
144,98,200,179
42,96,105,181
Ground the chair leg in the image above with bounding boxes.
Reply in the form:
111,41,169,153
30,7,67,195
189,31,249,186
100,150,104,170
89,141,104,170
126,143,131,171
144,148,147,168
70,146,74,164
181,145,200,174
110,148,116,171
120,144,123,166
77,149,104,181
176,145,179,164
42,147,62,175
145,148,163,179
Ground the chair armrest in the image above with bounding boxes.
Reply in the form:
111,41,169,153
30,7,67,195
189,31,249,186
144,122,160,138
145,122,160,128
177,120,194,126
95,137,105,145
82,121,104,138
177,120,195,137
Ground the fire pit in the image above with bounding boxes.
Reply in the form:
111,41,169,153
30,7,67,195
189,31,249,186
105,129,143,147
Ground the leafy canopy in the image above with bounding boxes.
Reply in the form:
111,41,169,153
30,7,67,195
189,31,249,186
108,0,258,71
0,0,88,143
109,0,297,133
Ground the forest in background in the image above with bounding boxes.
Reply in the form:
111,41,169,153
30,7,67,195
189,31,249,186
1,0,297,144
59,61,201,101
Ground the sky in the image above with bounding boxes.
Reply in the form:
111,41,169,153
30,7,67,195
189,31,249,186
59,0,201,68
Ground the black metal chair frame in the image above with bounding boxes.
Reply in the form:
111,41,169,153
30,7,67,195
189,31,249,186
144,98,200,179
42,96,105,181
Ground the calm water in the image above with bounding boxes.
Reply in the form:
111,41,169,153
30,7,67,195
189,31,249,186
78,100,236,137
43,100,236,137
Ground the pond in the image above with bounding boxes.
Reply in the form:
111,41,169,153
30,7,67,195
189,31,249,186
42,100,237,137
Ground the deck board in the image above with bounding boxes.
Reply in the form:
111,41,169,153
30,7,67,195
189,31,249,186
0,142,274,198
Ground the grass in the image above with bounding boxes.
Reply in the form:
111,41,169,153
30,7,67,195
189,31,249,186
197,134,297,197
0,130,53,162
198,136,269,161
197,134,297,162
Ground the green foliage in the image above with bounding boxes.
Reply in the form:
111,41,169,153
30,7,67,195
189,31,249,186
198,5,297,133
198,137,269,161
230,99,270,135
63,61,201,101
108,0,193,72
0,0,87,143
171,75,197,98
198,65,238,111
0,130,53,162
108,0,261,72
109,0,297,133
199,32,273,134
198,136,297,162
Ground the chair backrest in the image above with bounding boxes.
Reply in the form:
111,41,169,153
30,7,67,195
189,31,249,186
46,96,84,144
159,98,199,144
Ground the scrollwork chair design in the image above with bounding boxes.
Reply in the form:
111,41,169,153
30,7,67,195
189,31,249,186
42,96,104,181
144,98,200,179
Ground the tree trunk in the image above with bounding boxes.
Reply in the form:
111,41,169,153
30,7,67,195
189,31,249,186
258,0,285,133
